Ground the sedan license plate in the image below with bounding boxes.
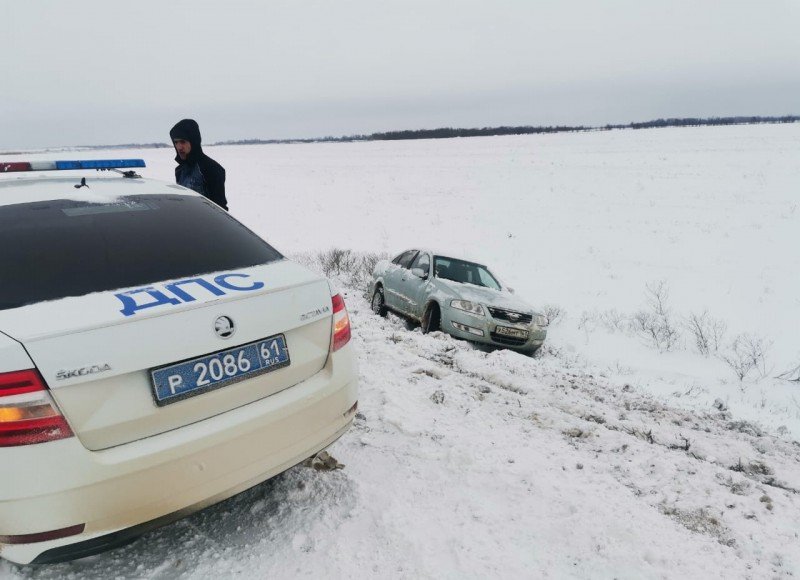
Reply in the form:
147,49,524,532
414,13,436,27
151,334,290,406
495,325,529,339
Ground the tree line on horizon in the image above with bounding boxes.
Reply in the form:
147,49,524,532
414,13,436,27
609,115,799,131
216,115,799,145
48,115,797,152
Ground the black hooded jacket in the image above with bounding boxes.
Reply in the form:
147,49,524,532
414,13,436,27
170,119,228,211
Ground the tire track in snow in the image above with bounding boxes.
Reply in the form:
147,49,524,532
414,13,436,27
346,287,800,577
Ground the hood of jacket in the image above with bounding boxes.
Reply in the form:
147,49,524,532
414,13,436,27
170,118,203,164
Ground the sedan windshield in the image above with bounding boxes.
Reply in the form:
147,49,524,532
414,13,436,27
433,256,501,290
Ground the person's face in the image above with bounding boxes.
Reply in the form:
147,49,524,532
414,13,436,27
173,139,192,160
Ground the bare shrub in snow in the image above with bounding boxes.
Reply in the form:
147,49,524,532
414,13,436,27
727,420,765,437
717,475,752,496
562,427,590,439
685,310,727,356
598,308,626,332
577,311,596,331
609,360,633,375
542,304,564,326
317,247,359,277
630,310,678,352
360,251,390,277
621,425,656,444
630,280,680,352
659,505,734,547
668,434,692,452
578,309,625,333
730,458,773,477
630,309,654,335
718,333,771,381
313,248,390,290
351,251,391,290
582,414,606,425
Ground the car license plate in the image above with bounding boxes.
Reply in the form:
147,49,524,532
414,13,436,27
151,334,290,406
495,325,529,339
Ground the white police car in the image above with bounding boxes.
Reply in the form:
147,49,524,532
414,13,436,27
0,159,358,564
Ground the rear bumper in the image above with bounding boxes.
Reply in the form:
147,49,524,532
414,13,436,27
0,345,358,565
29,421,353,565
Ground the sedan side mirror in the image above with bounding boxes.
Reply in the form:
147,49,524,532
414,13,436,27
411,268,428,279
506,286,515,294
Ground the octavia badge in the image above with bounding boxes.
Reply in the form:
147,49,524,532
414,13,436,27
214,316,235,339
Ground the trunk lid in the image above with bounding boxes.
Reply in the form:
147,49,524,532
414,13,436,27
0,260,334,450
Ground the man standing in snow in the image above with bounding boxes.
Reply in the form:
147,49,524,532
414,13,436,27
169,119,228,211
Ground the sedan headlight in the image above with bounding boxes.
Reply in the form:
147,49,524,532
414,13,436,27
534,314,548,327
450,300,485,316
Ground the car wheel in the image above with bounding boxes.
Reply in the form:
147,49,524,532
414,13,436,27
371,287,387,317
422,302,441,334
521,345,540,357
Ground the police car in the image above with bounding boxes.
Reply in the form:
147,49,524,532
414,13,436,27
0,159,358,564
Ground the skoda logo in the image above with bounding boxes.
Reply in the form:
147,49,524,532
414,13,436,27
214,316,235,339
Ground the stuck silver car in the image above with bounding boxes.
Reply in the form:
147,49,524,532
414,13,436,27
369,249,547,354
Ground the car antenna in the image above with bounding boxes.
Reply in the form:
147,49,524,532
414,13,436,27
98,168,142,178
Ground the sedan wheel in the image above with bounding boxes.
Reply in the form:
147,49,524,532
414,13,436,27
422,303,441,334
372,288,387,317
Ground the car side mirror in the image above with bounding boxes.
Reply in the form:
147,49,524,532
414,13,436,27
506,286,515,294
411,268,427,279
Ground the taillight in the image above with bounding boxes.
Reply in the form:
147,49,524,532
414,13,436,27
0,523,85,544
0,369,73,447
331,293,352,352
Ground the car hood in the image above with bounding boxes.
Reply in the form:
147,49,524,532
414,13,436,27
435,279,536,313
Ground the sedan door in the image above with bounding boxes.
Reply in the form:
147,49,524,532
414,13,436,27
396,251,432,319
384,250,417,311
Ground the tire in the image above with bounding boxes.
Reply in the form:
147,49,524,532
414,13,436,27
371,287,387,317
422,302,441,334
521,345,540,357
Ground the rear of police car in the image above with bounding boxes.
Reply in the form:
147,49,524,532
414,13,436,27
0,160,358,564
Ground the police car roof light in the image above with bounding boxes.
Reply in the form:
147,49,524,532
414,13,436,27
1,159,146,174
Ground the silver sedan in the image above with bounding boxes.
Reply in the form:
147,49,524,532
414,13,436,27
369,249,547,354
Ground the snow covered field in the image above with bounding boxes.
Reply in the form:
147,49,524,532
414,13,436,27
2,124,799,578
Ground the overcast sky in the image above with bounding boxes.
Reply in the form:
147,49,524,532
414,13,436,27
2,0,799,149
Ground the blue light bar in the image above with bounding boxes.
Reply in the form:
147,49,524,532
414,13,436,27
54,159,146,170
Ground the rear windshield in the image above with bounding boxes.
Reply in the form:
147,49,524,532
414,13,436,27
0,195,283,310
